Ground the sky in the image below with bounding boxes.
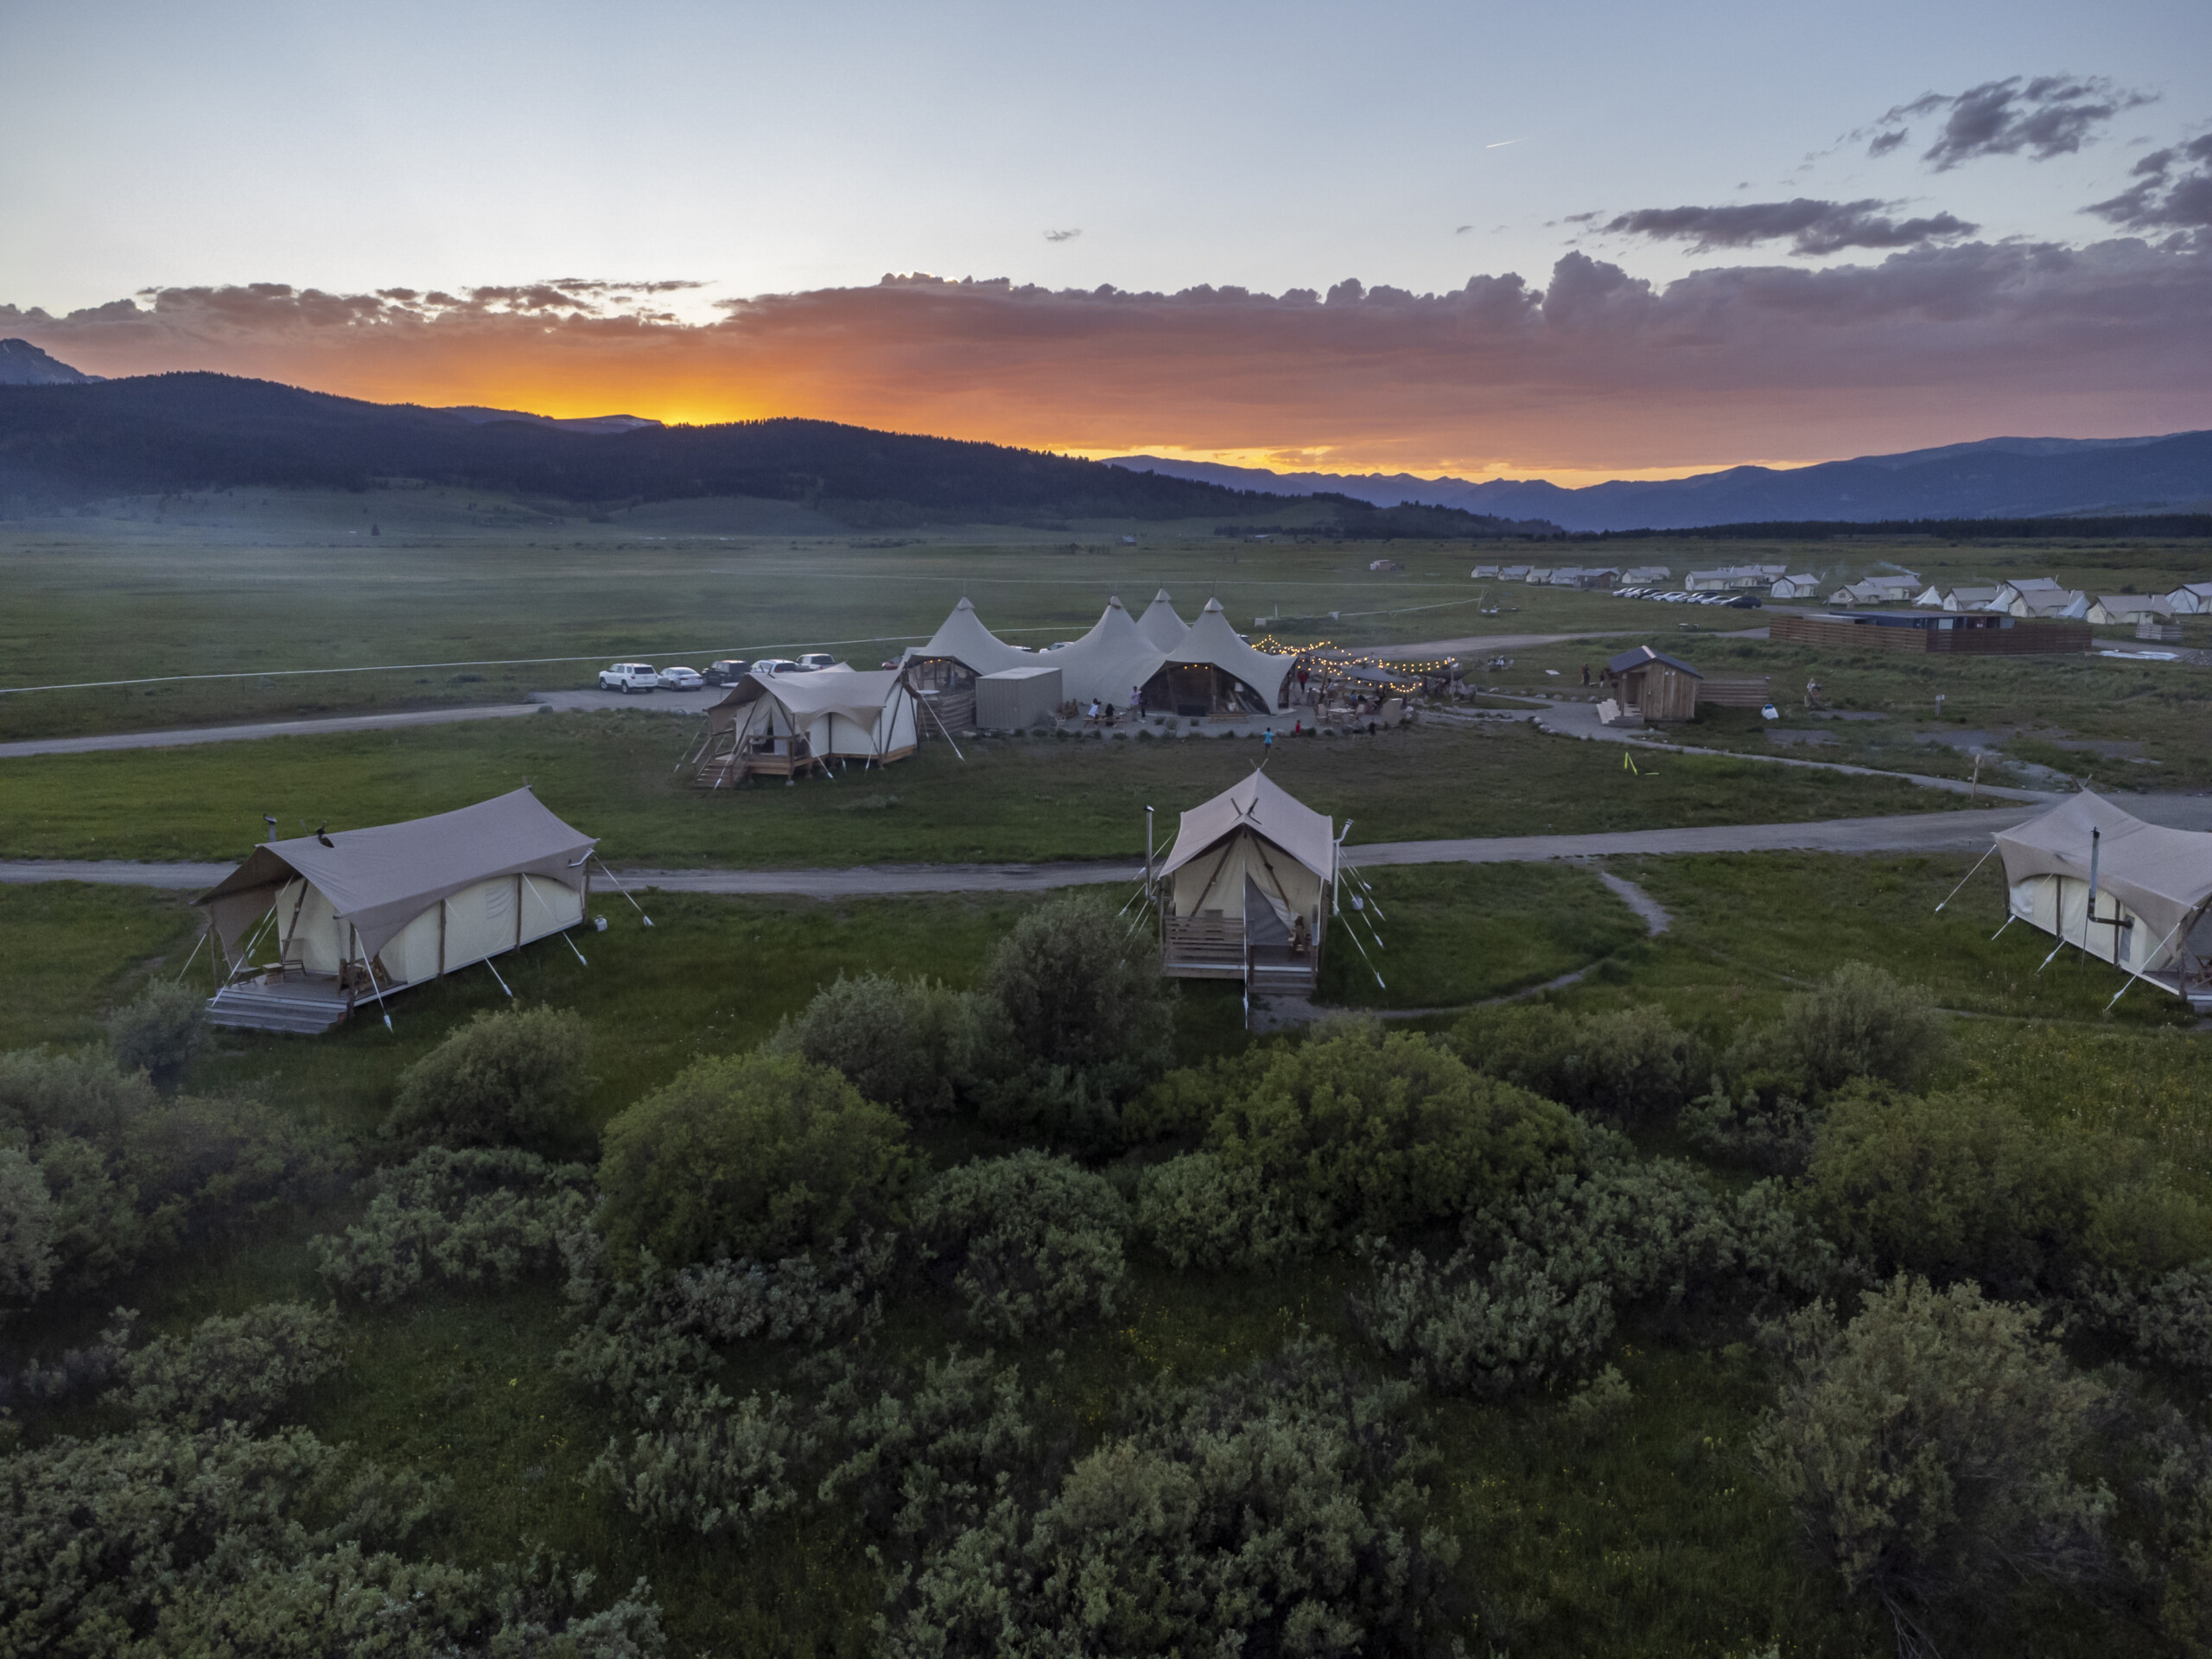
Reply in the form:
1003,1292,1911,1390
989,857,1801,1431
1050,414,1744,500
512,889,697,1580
3,0,2209,482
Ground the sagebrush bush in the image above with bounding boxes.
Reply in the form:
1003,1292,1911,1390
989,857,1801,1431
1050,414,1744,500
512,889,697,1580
1752,1275,2116,1657
591,1384,814,1541
385,1004,591,1152
1805,1086,2212,1294
0,1045,156,1142
1450,1001,1700,1121
916,1150,1131,1337
970,896,1175,1139
0,1419,663,1658
1355,1238,1616,1396
1774,962,1951,1097
105,1300,344,1429
1680,1079,1820,1176
104,979,206,1090
877,1340,1461,1658
1135,1150,1303,1270
596,1051,916,1275
815,1347,1039,1543
767,972,976,1118
1205,1023,1585,1243
0,1145,55,1308
312,1147,593,1304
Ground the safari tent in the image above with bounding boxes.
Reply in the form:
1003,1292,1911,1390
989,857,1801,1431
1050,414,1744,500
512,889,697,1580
196,788,597,1033
693,667,918,785
1154,770,1336,995
1994,791,2212,1009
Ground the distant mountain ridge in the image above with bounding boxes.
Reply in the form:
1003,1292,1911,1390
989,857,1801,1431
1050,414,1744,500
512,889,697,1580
0,338,101,385
0,369,1553,534
1106,431,2212,531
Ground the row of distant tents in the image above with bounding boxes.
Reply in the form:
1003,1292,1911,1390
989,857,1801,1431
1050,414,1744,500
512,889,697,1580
670,591,1315,787
191,779,2212,1034
1474,561,2212,620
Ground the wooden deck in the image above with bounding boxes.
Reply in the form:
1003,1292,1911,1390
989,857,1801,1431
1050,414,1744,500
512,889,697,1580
1161,918,1319,994
207,973,359,1034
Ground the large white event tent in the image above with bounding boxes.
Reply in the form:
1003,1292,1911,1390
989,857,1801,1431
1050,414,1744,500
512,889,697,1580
1154,769,1337,995
1993,791,2212,1008
692,666,918,784
196,788,598,1033
906,593,1299,718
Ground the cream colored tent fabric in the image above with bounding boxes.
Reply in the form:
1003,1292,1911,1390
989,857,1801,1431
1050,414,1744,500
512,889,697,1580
909,597,1033,675
1995,791,2212,975
705,668,918,760
1137,590,1189,652
198,788,595,962
1039,596,1163,706
1158,770,1335,931
1173,598,1297,709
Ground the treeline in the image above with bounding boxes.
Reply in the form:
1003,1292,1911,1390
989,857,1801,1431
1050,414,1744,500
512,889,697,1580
1215,493,1563,542
1575,512,2212,542
0,372,1298,524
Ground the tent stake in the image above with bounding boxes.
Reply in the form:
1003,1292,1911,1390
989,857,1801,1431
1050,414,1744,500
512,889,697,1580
484,954,514,998
1990,914,2015,941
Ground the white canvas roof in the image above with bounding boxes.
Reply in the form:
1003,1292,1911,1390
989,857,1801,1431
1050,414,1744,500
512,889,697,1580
1040,595,1160,705
1138,589,1189,652
1996,791,2212,946
709,668,909,730
909,597,1033,675
198,788,595,959
1171,598,1298,709
1159,769,1337,882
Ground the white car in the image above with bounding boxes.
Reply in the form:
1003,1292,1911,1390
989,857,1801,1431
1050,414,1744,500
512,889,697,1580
599,662,658,693
751,658,799,678
794,652,837,671
658,665,704,690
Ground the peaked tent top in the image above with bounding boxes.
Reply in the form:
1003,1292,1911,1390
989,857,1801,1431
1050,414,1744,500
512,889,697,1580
909,597,1033,675
197,788,596,959
1994,791,2212,944
1137,589,1189,652
1160,769,1337,881
1170,598,1298,706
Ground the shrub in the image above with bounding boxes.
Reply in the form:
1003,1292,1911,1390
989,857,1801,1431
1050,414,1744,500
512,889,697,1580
816,1346,1039,1542
0,1146,55,1309
1205,1024,1585,1243
1135,1151,1304,1270
1560,1364,1634,1443
0,1419,662,1657
26,1132,144,1289
878,1340,1459,1658
971,895,1175,1135
1773,963,1951,1097
1751,1275,2117,1656
1804,1087,2210,1294
596,1052,916,1275
590,1384,814,1541
385,1004,592,1152
105,1300,345,1429
0,1046,156,1142
916,1151,1131,1337
312,1147,594,1304
1450,1001,1700,1121
767,972,976,1118
1681,1080,1820,1176
105,979,207,1090
118,1092,355,1254
1354,1239,1616,1397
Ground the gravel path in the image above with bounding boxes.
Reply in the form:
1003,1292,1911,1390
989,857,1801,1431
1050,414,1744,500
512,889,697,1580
7,800,2153,896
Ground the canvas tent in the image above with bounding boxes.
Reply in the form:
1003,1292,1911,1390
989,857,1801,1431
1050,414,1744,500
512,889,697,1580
1137,589,1189,652
694,667,918,785
1994,791,2212,1008
197,788,597,1033
1154,770,1335,994
1137,597,1299,716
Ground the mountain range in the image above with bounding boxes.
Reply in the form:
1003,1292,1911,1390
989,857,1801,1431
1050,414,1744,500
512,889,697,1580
0,358,1553,535
1105,432,2212,532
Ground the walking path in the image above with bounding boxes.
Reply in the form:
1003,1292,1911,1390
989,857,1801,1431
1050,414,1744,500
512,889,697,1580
0,702,548,760
21,799,2195,897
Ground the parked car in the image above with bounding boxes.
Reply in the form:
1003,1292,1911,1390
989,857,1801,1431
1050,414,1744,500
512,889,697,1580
703,658,749,686
658,664,704,690
1727,594,1764,608
795,652,837,671
599,662,658,693
751,658,799,678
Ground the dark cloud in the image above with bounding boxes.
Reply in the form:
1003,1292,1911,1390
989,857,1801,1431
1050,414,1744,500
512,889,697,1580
2088,134,2212,242
1602,198,1978,256
10,238,2207,475
1865,75,2154,169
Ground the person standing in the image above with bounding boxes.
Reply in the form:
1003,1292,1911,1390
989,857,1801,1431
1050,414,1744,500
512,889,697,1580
1580,663,1592,686
1263,727,1274,752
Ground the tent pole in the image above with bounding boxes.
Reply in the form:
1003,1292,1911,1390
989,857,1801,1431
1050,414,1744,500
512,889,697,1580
522,874,589,966
353,934,395,1030
1933,843,1998,912
172,931,207,983
592,855,652,927
2105,915,2191,1011
483,953,513,998
1990,914,2016,941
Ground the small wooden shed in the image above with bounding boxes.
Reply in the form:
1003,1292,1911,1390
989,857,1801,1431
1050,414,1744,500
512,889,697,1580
1605,645,1702,721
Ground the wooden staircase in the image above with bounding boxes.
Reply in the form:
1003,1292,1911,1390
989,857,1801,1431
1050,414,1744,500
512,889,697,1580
206,982,353,1034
